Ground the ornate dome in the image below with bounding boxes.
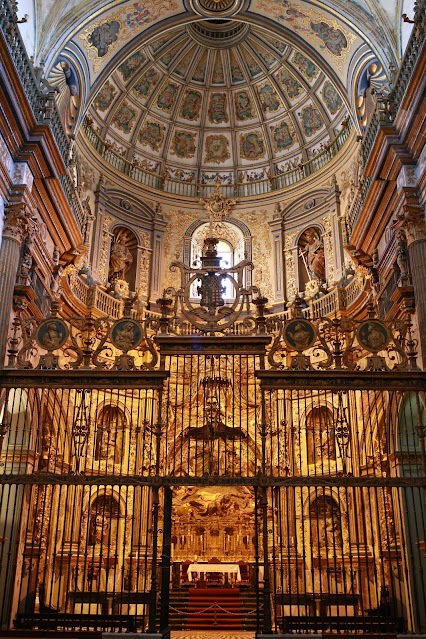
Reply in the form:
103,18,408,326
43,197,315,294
87,21,349,185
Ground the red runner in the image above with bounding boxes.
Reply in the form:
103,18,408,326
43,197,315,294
185,588,241,629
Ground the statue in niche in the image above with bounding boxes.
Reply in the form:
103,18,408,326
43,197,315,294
310,496,343,551
303,228,326,282
108,232,133,282
307,407,335,463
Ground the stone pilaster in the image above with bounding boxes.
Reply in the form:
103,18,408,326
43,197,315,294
0,199,30,364
399,199,426,366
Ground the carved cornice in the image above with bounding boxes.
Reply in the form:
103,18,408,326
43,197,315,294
255,370,426,391
0,369,169,389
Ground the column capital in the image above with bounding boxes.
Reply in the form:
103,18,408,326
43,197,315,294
3,201,31,243
398,204,426,245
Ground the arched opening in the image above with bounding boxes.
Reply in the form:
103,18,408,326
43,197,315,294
306,406,336,465
94,405,126,465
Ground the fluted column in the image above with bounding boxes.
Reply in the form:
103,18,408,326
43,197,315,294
0,201,29,364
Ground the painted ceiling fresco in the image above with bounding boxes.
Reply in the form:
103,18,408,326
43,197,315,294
86,25,350,181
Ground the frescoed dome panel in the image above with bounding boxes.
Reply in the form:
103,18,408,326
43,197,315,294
87,22,350,181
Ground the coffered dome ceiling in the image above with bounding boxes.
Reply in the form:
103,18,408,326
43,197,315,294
87,22,349,183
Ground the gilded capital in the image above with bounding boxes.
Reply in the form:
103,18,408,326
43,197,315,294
3,203,31,243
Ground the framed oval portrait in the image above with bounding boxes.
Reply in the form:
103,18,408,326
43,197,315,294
357,320,390,353
36,319,68,351
283,319,316,352
110,319,143,352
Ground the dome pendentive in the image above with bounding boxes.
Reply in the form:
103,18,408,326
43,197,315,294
88,22,349,185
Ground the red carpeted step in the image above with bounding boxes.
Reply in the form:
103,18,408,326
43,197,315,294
185,587,242,630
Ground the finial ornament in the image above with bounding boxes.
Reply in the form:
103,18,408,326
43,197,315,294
199,182,238,230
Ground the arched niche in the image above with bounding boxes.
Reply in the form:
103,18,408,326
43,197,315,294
108,226,138,290
297,226,327,293
94,405,126,465
306,405,336,465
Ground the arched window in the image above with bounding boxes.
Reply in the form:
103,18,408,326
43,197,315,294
190,222,246,301
94,406,126,464
306,406,335,464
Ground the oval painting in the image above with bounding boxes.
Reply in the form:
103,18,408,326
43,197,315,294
111,319,143,352
283,319,316,352
357,320,390,353
36,319,68,351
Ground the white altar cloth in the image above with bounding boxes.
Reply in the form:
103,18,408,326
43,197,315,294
187,563,241,582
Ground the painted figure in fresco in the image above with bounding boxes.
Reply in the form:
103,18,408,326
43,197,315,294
157,83,177,111
173,132,196,158
205,136,230,163
181,91,201,121
279,69,303,98
192,59,206,82
109,233,133,281
241,133,264,160
119,51,145,79
247,58,262,77
112,104,136,132
310,21,348,56
94,82,116,110
294,52,317,78
302,105,322,136
209,93,227,123
322,82,342,114
258,83,281,112
304,228,326,282
134,68,160,97
139,122,163,150
212,61,224,84
231,60,244,82
235,91,253,120
88,21,120,57
272,121,294,151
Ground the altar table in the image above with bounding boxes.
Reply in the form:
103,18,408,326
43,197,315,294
187,563,241,582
